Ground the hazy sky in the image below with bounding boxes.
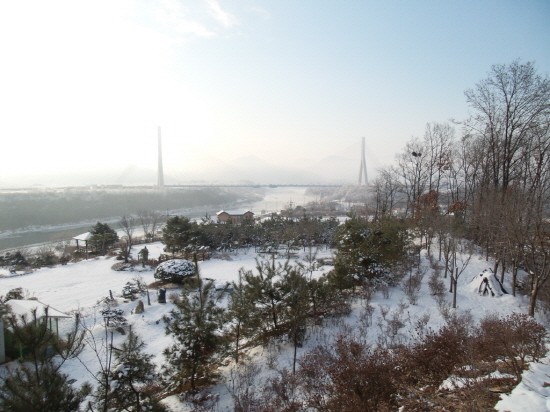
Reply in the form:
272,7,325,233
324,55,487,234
1,0,549,186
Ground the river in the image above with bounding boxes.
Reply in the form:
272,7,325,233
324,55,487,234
0,187,318,252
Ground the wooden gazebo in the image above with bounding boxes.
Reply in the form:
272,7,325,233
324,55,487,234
73,231,92,259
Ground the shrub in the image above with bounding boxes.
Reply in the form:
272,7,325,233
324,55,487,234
153,259,195,283
31,246,58,267
4,288,25,301
122,278,146,301
476,313,548,381
298,334,398,411
3,251,28,267
111,262,133,271
402,267,425,305
398,317,474,387
168,292,181,304
100,308,128,328
428,270,447,308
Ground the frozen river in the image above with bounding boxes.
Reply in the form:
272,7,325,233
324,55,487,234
237,186,318,215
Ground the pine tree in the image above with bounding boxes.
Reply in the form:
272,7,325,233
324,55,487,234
161,216,201,256
227,269,261,363
242,256,290,332
0,308,90,412
90,222,119,253
162,257,227,392
94,329,167,412
0,362,91,412
278,265,310,374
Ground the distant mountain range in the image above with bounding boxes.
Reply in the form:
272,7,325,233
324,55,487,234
2,154,361,187
165,154,359,185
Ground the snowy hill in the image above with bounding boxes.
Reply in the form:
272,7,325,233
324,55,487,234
0,242,548,411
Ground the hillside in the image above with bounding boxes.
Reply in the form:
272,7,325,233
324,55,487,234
1,240,549,411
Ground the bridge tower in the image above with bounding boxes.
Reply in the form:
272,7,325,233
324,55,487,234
157,126,164,187
358,136,368,185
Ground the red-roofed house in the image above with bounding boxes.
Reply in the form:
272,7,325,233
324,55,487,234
216,210,255,224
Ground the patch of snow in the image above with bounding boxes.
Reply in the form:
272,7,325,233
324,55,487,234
471,269,508,297
440,370,515,391
495,359,550,412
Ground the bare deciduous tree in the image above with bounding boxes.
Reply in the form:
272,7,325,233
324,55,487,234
370,165,403,221
118,215,136,263
448,238,473,309
138,210,165,241
463,60,550,191
423,122,455,196
397,138,429,216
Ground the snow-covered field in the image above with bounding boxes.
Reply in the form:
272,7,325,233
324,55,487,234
1,241,549,411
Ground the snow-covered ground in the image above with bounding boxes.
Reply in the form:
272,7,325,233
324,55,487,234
0,241,548,411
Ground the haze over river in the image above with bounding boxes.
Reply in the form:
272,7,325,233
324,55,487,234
0,187,318,252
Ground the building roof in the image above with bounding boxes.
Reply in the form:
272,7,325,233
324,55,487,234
6,299,71,319
73,232,93,241
216,210,254,216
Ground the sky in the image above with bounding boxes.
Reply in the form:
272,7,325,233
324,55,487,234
0,0,549,186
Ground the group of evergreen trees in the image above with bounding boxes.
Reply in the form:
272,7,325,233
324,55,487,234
162,253,358,395
158,212,414,394
161,214,341,256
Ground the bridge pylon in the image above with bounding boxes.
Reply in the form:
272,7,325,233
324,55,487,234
358,136,368,185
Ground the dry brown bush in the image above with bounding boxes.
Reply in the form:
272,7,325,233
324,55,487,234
397,321,474,388
298,334,398,412
475,312,548,381
223,312,544,411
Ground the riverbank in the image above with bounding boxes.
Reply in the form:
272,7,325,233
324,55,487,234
0,187,317,253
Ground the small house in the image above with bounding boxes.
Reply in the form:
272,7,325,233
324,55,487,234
216,210,255,224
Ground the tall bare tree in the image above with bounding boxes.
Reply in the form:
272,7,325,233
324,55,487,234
463,60,550,191
462,61,550,315
397,138,429,216
423,122,455,196
370,165,403,222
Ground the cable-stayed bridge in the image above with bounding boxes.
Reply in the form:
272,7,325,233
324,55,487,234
165,183,344,188
156,137,380,187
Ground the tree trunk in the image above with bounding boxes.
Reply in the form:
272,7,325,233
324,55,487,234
528,276,541,317
293,328,298,375
191,362,197,390
270,298,278,330
511,262,518,297
235,322,241,364
452,278,458,309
